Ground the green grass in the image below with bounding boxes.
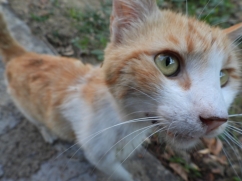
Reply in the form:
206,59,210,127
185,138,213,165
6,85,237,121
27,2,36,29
30,13,52,22
169,156,202,178
65,0,235,60
157,0,234,28
234,177,242,181
68,1,111,61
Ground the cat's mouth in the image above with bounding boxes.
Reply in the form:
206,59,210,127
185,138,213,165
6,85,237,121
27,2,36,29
165,131,201,149
167,131,196,140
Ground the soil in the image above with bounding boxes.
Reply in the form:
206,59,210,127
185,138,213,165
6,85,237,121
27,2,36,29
5,0,242,181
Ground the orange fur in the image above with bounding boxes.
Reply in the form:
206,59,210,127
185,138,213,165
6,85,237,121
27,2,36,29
0,1,242,180
6,52,97,141
103,10,241,98
0,14,26,63
0,1,241,144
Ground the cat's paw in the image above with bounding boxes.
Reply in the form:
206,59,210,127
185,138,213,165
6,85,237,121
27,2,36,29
40,127,57,144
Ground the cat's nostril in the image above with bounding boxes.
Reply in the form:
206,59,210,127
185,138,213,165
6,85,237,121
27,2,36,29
152,120,158,124
199,116,227,133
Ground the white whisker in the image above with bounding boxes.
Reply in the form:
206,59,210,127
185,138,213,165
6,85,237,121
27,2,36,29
227,125,242,135
121,126,167,165
222,134,242,179
55,142,79,160
198,0,211,19
92,122,165,174
224,130,242,149
222,141,240,179
229,114,242,118
202,0,223,21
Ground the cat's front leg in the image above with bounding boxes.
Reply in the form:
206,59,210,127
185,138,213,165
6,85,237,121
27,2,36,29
84,150,134,181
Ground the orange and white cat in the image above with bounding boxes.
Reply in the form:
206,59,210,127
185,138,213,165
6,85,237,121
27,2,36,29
0,0,242,181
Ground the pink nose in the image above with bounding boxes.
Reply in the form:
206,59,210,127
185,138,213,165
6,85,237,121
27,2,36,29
200,117,227,133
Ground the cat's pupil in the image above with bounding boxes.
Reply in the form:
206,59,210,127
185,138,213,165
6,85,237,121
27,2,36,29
165,57,171,66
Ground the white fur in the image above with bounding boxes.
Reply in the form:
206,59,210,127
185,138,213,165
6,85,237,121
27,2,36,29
61,82,152,181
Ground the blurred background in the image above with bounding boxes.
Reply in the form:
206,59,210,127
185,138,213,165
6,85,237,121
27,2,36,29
2,0,242,181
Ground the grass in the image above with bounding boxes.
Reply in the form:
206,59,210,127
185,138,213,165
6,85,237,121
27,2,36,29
234,177,242,181
157,0,234,27
169,156,202,178
30,13,52,22
61,0,236,60
67,1,111,61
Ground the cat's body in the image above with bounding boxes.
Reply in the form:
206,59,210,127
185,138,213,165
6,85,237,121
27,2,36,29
0,0,242,181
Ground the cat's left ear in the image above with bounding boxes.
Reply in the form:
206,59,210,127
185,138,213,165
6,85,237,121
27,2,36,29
110,0,158,43
224,23,242,41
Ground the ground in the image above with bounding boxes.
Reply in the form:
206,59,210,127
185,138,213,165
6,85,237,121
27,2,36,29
0,0,242,181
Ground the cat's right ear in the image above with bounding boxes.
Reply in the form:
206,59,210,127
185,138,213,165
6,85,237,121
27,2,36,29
224,23,242,42
110,0,158,43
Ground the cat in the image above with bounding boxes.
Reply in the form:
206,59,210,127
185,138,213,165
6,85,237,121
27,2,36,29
0,0,242,181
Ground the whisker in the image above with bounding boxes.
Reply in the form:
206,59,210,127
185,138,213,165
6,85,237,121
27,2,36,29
64,147,82,171
227,125,242,135
222,134,242,176
221,135,241,179
212,20,228,26
55,142,79,160
123,110,158,119
186,0,188,17
198,0,211,19
91,122,165,175
121,126,167,165
121,125,167,155
229,114,242,118
224,130,242,149
126,85,160,103
112,83,161,103
202,0,223,21
228,121,242,124
81,116,164,146
84,116,162,139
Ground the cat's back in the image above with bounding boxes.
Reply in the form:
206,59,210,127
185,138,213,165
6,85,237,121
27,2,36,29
5,53,96,141
6,52,93,105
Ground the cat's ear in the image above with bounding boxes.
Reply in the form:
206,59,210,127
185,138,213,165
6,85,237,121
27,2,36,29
110,0,158,43
224,23,242,42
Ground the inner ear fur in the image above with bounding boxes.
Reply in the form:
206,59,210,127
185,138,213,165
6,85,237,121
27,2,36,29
224,23,242,42
110,0,158,43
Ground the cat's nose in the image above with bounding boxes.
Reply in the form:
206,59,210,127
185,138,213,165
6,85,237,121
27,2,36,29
199,116,227,133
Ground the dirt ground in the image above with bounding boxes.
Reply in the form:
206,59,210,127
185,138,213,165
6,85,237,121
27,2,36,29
3,0,242,181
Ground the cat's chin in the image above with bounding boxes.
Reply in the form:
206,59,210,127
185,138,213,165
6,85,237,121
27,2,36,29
167,137,199,150
164,133,200,150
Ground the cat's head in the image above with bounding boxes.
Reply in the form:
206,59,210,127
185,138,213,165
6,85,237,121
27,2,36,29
102,0,242,149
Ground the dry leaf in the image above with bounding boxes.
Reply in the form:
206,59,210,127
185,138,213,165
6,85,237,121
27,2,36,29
198,148,210,155
217,155,228,165
211,168,224,176
166,146,175,156
162,152,171,160
190,163,200,171
201,138,223,155
206,173,215,181
169,163,188,181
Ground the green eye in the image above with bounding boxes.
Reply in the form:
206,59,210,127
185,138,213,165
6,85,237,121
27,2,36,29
220,70,229,87
155,54,180,76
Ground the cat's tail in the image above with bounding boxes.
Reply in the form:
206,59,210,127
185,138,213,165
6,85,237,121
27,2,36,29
0,13,27,64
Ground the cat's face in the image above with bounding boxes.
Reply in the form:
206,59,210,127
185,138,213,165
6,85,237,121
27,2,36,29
103,0,242,149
